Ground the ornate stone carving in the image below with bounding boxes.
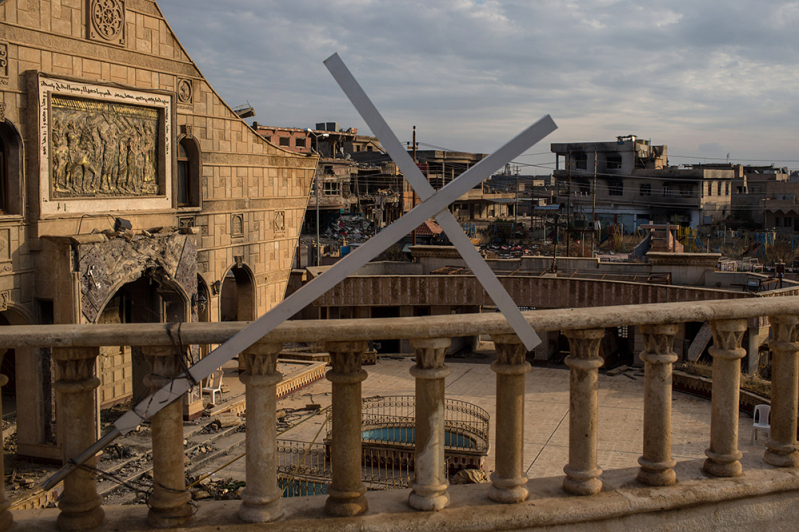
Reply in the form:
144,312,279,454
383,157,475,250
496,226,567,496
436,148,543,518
0,229,9,261
326,341,367,375
51,96,160,198
565,329,604,361
0,292,7,312
709,319,747,359
89,0,126,46
173,237,198,301
79,245,111,323
240,343,281,376
492,334,527,366
274,211,285,232
0,103,5,121
232,214,244,237
639,323,679,365
0,42,9,78
177,79,193,104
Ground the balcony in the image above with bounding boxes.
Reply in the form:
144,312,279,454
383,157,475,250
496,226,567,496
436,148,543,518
3,296,799,531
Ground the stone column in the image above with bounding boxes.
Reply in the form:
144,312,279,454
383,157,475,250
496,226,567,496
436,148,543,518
489,334,531,503
637,324,679,486
563,329,604,495
324,341,369,517
765,315,799,467
238,342,285,522
53,347,104,531
703,319,747,477
143,346,192,528
408,337,451,511
0,352,13,532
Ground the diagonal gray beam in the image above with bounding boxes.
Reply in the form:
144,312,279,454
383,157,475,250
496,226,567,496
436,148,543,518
324,53,555,350
42,53,556,491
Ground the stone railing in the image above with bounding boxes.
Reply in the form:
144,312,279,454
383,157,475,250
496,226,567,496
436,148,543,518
1,296,799,530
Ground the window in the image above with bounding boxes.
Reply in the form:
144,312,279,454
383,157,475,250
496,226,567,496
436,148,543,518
0,122,22,215
663,185,671,197
579,182,590,196
573,152,587,170
736,186,743,194
176,136,201,208
295,137,307,149
717,181,722,195
606,154,622,170
279,137,291,147
639,184,651,196
609,181,623,196
323,181,340,195
679,184,693,198
785,217,792,228
775,216,781,227
725,182,730,195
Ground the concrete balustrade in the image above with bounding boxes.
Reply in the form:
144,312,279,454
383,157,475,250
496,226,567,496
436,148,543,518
563,328,604,496
764,315,799,468
408,337,452,511
637,324,679,486
0,354,13,532
142,345,193,528
53,347,104,531
238,341,284,522
489,333,531,503
324,340,369,517
3,297,799,530
703,319,747,477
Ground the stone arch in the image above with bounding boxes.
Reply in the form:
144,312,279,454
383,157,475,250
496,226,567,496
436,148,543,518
0,119,24,215
220,262,256,322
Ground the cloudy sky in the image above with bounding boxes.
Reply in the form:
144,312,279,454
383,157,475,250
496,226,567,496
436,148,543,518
160,0,799,173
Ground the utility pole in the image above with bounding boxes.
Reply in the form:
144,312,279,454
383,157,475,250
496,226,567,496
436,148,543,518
592,151,597,256
315,170,321,266
412,125,418,246
566,152,572,257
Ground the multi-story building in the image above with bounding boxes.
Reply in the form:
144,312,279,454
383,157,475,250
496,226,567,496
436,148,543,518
1,0,316,458
551,136,735,231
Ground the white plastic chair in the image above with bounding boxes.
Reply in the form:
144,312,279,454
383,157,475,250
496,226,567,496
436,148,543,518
203,370,224,405
751,404,770,444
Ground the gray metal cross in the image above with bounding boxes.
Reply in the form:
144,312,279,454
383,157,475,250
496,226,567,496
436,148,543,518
42,54,557,490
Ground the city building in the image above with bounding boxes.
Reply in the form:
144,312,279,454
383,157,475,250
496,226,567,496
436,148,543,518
551,136,735,231
1,0,316,458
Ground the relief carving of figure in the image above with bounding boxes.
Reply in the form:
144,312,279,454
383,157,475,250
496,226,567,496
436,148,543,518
50,96,161,199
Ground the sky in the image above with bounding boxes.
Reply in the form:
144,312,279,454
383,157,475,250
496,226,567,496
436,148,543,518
159,0,799,174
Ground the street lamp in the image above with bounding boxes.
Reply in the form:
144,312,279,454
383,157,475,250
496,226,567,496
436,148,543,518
306,130,329,266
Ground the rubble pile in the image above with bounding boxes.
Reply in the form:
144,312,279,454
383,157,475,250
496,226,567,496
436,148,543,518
188,475,246,501
326,214,375,242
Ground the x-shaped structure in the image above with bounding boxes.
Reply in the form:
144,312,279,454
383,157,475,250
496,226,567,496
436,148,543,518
43,54,557,488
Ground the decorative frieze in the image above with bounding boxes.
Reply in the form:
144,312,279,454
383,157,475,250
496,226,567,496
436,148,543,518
176,79,193,104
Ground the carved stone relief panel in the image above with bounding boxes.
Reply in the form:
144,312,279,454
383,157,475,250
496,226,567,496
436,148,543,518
232,214,244,238
87,0,126,47
177,79,193,105
0,229,9,262
51,96,161,198
274,211,285,233
38,76,173,215
0,292,8,312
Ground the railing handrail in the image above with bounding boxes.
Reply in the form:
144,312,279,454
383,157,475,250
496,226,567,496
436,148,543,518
1,295,797,348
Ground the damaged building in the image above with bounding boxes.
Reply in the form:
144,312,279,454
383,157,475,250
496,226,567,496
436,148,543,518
1,0,316,460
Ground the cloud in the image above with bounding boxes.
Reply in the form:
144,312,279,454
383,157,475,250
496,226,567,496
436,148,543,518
158,0,799,169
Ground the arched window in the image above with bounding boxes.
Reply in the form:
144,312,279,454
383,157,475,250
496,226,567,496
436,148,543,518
176,136,201,208
0,122,23,216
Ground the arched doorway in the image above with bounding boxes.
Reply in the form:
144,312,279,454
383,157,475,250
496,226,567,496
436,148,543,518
96,275,189,407
220,264,255,322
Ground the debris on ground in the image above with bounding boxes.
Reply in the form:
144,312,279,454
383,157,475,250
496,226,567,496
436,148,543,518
450,469,489,484
326,214,375,243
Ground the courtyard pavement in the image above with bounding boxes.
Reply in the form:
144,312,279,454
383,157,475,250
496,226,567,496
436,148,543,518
215,342,770,484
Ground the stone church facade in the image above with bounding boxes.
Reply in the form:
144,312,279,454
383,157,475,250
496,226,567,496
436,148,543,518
1,0,316,459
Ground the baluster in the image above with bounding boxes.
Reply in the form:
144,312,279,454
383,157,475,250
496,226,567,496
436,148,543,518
489,334,531,503
408,337,451,511
238,341,284,522
563,329,604,495
765,315,799,467
53,347,104,531
143,346,192,528
703,319,747,477
637,324,679,486
0,354,10,532
324,341,369,517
